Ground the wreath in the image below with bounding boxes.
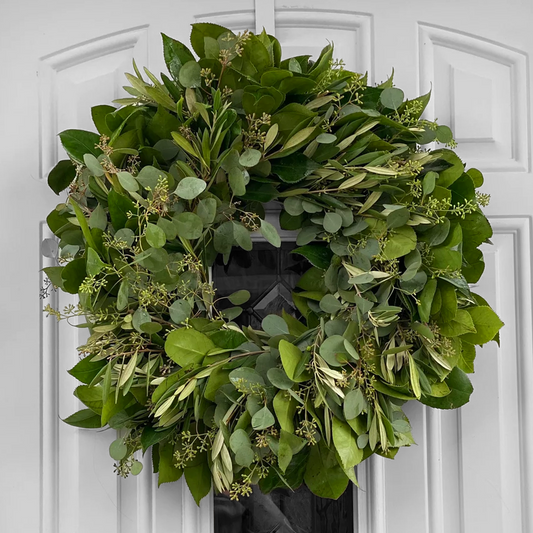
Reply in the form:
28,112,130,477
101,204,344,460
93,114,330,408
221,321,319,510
43,23,503,504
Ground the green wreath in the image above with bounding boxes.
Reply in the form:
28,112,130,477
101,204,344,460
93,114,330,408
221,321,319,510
44,23,503,503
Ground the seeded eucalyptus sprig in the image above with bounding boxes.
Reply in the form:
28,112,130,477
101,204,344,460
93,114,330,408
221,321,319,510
43,22,503,504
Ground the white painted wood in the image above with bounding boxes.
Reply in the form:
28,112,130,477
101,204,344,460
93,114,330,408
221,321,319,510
1,1,532,532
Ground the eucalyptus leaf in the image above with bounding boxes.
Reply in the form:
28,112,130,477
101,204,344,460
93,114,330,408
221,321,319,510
176,177,207,200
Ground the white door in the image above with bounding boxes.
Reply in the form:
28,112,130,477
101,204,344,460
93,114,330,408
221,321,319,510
1,1,531,532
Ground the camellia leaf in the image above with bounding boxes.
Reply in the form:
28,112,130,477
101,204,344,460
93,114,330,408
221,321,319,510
47,160,76,195
291,245,333,270
165,328,215,367
304,439,349,499
63,409,102,428
461,306,503,345
278,339,303,380
158,441,183,485
273,390,296,433
68,355,107,385
61,258,86,294
184,458,212,505
458,341,476,373
418,278,437,323
74,385,104,415
108,190,135,230
332,418,363,469
59,129,103,163
421,367,473,409
101,392,135,426
161,33,195,82
271,153,320,183
91,104,115,136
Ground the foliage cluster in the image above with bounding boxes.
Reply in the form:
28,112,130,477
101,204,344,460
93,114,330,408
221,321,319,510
44,23,503,503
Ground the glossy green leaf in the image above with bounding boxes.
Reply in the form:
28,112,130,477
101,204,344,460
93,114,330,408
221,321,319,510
59,129,102,163
461,306,504,345
271,153,320,183
184,459,212,505
47,160,76,195
63,409,102,428
278,340,302,380
421,367,473,409
332,418,363,469
165,328,215,367
382,226,417,259
304,440,349,499
68,355,107,385
291,245,333,270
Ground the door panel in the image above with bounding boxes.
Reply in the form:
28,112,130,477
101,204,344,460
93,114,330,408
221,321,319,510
1,1,531,532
